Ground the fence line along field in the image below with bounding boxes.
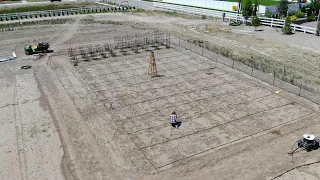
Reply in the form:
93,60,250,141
74,40,315,169
0,12,319,180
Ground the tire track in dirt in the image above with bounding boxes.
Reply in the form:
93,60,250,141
49,17,83,50
37,15,131,180
31,17,86,180
13,78,27,180
35,61,130,179
35,65,91,180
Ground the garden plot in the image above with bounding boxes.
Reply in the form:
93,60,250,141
77,43,315,170
0,13,319,180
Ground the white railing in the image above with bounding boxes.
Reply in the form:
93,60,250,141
155,2,317,34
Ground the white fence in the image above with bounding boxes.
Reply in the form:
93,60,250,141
155,3,316,34
154,0,266,13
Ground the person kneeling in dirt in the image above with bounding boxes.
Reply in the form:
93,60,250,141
170,111,181,128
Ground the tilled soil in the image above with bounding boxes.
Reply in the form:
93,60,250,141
0,12,320,180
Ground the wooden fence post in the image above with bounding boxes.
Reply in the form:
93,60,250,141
202,46,203,56
316,10,320,36
251,65,254,76
273,71,276,85
298,83,302,96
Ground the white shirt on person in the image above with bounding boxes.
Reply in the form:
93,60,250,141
170,114,177,123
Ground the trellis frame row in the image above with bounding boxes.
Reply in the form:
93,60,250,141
68,31,171,65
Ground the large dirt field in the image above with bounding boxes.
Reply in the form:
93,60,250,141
0,12,320,180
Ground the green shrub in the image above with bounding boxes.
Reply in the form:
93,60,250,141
219,46,231,57
251,16,261,30
301,5,307,13
229,20,242,26
164,11,177,15
301,4,313,16
135,8,146,12
242,0,253,21
289,15,297,22
287,12,294,16
295,11,305,18
265,8,273,18
307,15,317,21
309,0,320,16
282,17,292,34
201,15,206,19
289,76,295,84
278,0,289,17
106,1,116,5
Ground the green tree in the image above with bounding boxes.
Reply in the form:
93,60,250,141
278,0,289,17
265,8,273,18
310,0,320,15
282,17,292,34
251,16,260,30
242,0,253,24
253,0,259,16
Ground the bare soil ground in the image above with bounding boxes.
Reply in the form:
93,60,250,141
0,12,320,180
130,11,320,92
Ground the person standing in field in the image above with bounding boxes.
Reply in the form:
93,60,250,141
170,111,180,128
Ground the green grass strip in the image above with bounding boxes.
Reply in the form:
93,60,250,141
0,2,92,14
